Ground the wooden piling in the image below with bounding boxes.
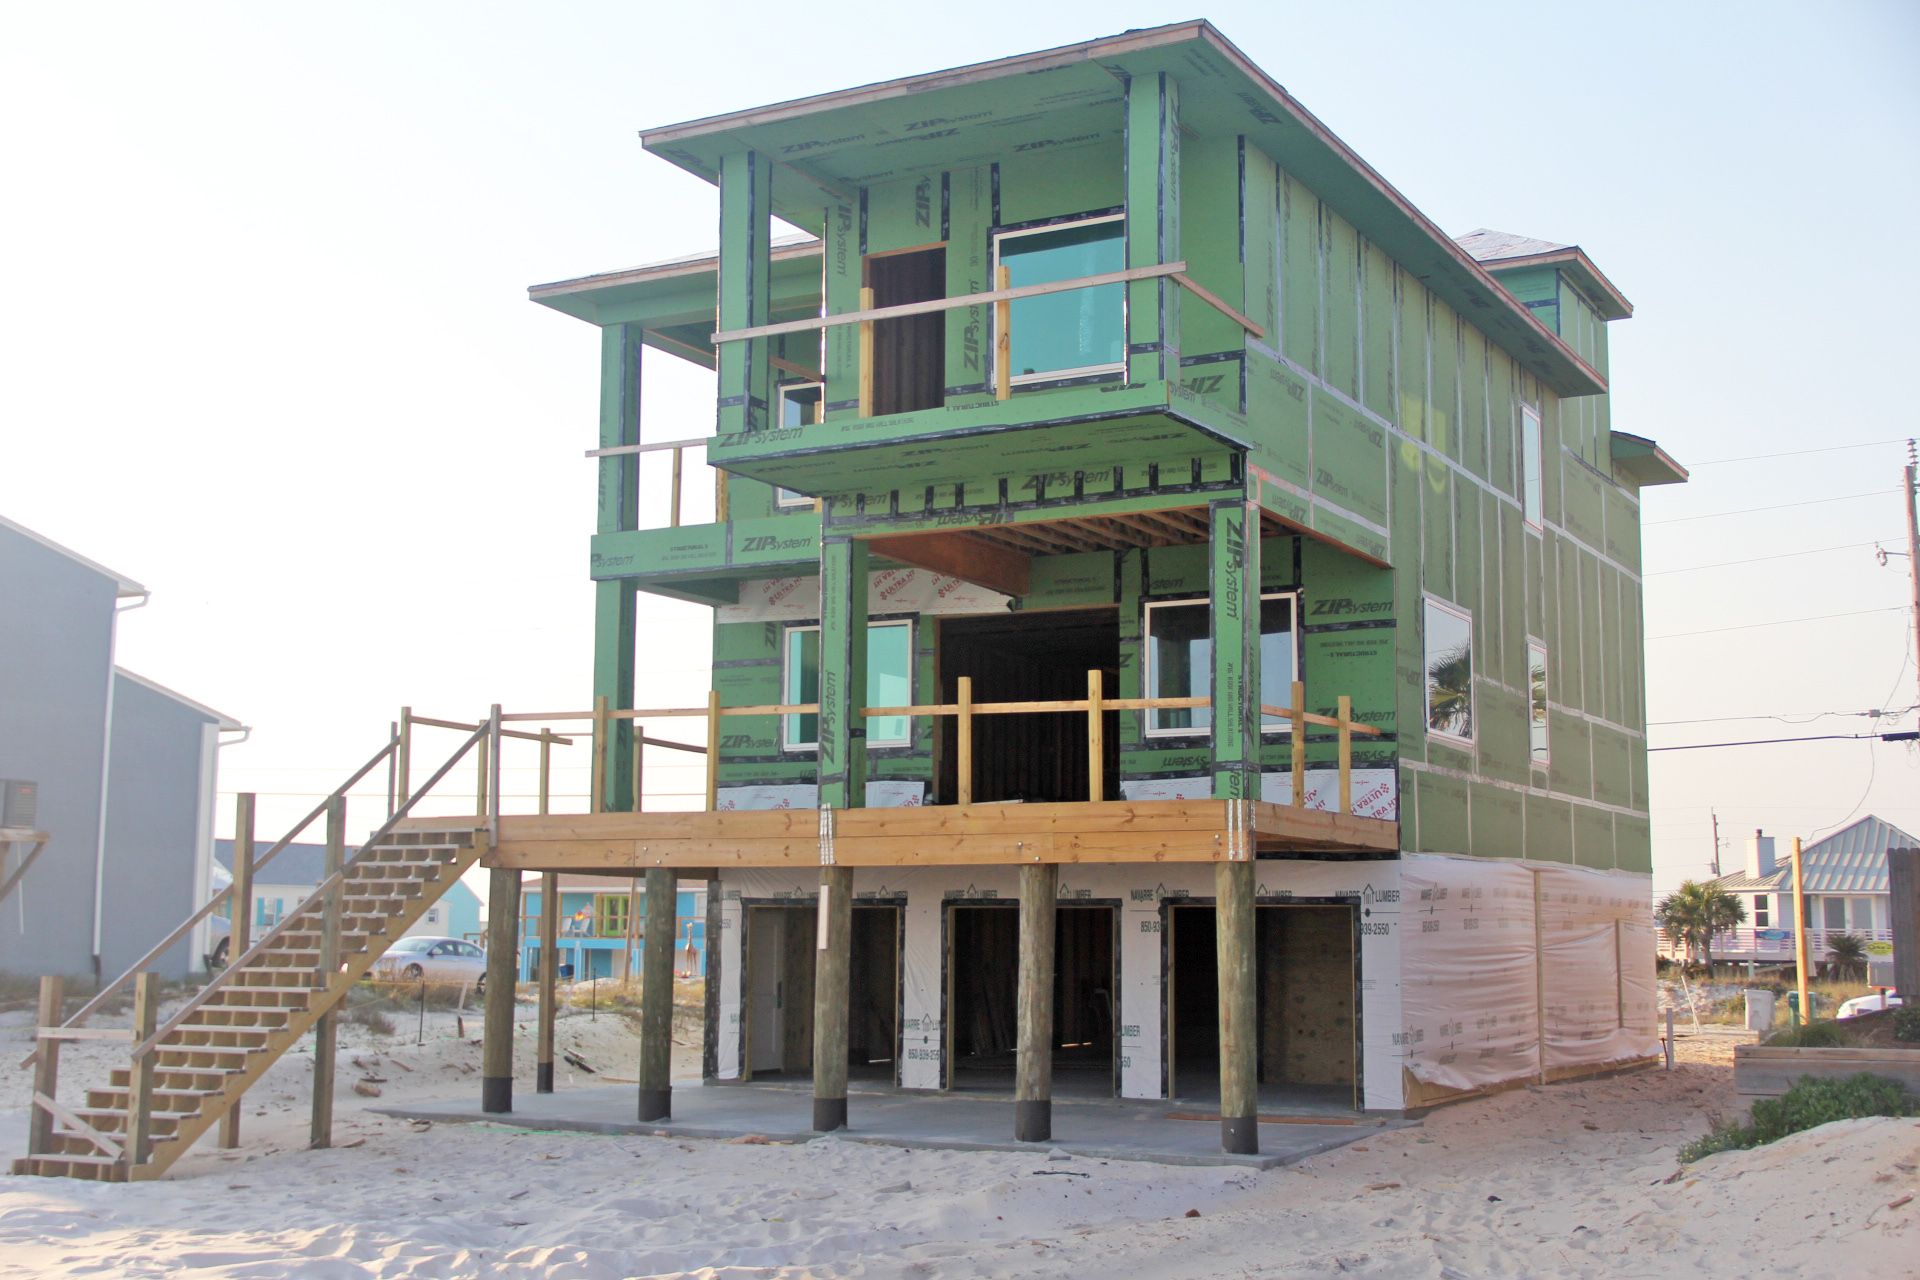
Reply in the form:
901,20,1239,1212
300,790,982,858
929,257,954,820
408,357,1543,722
127,973,158,1169
482,862,521,1113
537,871,558,1093
27,976,63,1156
220,793,255,1148
638,866,675,1121
1215,859,1258,1155
310,795,344,1149
812,865,853,1131
1015,862,1058,1142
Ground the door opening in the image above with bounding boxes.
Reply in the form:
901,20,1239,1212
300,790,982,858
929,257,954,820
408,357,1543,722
865,247,945,416
943,900,1117,1095
743,902,901,1083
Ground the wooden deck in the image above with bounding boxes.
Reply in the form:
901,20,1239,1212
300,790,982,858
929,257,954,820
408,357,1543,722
420,800,1398,875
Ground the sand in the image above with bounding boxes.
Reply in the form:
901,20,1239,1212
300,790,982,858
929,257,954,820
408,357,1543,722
0,1008,1913,1278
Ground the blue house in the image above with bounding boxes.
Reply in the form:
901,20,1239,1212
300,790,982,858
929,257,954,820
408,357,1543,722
518,873,708,982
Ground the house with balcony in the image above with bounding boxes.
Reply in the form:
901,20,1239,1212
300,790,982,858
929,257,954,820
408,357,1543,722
515,873,708,981
504,21,1685,1152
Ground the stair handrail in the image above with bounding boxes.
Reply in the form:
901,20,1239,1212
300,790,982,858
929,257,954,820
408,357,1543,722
22,732,402,1069
131,723,486,1063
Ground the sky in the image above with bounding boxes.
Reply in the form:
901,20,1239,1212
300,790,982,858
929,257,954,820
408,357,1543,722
4,2,1917,903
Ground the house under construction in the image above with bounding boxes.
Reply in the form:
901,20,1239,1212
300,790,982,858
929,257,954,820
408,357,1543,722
16,22,1686,1181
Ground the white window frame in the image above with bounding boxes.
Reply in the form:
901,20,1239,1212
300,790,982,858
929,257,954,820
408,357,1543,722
1520,404,1544,533
1142,592,1299,739
1752,895,1770,929
775,383,823,508
1527,637,1550,770
1423,595,1476,749
991,213,1128,387
780,620,913,752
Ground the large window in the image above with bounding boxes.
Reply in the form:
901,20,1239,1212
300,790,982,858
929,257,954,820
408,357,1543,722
1528,639,1549,768
1144,595,1297,737
782,621,912,751
596,893,630,939
1521,405,1543,531
1424,597,1474,746
993,215,1126,384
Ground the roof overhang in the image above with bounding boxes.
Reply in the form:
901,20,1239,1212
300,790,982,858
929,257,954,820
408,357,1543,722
1,513,146,598
1480,247,1633,321
114,667,246,731
1610,432,1688,487
532,21,1604,398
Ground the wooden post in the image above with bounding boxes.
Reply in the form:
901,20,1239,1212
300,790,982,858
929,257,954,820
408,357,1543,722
994,265,1012,401
631,723,645,814
27,976,63,1156
715,466,729,524
590,695,610,813
1215,859,1258,1155
813,865,853,1131
537,870,558,1093
857,286,875,418
127,972,158,1170
638,865,675,1121
311,794,344,1149
538,733,553,815
1015,862,1058,1142
219,792,255,1148
385,720,398,818
1086,669,1105,803
956,676,974,805
1289,680,1306,808
1791,836,1811,1023
669,446,684,528
704,690,721,811
1892,848,1919,1011
482,862,521,1113
474,725,489,819
1337,695,1353,816
621,876,639,986
396,706,413,806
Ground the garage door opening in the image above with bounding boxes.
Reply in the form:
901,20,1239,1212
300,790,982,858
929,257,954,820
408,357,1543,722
944,901,1117,1095
743,902,900,1083
1166,900,1359,1112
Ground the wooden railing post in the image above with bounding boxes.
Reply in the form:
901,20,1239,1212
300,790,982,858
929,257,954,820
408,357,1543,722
1337,695,1354,816
632,721,645,814
311,794,345,1150
538,732,553,815
219,792,255,1148
385,720,398,818
591,695,610,813
957,676,974,805
704,690,721,811
857,286,876,417
1289,680,1306,808
994,265,1012,401
396,706,413,805
27,976,63,1156
474,720,490,819
1086,669,1105,803
127,973,158,1170
669,447,685,528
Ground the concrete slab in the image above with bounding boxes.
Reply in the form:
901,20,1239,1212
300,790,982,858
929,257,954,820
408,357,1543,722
376,1080,1410,1169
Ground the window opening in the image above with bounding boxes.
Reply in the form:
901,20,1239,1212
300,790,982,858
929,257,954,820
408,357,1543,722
1528,639,1549,768
782,621,913,751
1143,594,1298,737
1521,404,1544,531
1424,597,1475,746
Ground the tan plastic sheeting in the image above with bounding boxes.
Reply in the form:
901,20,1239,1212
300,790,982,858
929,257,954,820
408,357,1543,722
1399,854,1659,1099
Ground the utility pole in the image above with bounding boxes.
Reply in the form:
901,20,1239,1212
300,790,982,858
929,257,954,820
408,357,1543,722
1709,809,1722,878
1905,442,1919,710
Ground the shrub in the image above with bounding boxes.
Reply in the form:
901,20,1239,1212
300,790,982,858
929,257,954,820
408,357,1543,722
1764,1019,1850,1048
1894,1006,1920,1044
345,1003,397,1035
1679,1073,1915,1163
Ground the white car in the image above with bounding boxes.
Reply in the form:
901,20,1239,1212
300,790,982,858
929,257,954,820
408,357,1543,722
1835,991,1902,1019
373,935,488,992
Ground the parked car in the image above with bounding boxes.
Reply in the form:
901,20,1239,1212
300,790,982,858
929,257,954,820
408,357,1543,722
1835,990,1903,1019
372,936,488,992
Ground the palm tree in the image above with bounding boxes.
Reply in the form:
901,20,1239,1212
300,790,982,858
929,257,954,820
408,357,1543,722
1427,643,1473,738
1656,880,1748,975
1826,932,1868,982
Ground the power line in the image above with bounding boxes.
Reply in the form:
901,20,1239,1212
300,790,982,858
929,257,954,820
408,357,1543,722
1648,705,1917,727
1687,439,1907,466
1648,606,1904,640
1646,539,1898,576
1644,489,1899,526
1649,730,1916,753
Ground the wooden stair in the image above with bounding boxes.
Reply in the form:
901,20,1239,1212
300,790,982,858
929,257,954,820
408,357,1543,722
12,826,486,1182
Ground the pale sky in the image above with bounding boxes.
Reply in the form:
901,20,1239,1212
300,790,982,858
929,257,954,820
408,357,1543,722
4,2,1917,901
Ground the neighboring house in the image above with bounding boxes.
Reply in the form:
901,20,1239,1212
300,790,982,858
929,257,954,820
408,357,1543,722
1664,818,1915,965
0,514,243,983
212,839,484,956
518,21,1685,1131
517,874,708,982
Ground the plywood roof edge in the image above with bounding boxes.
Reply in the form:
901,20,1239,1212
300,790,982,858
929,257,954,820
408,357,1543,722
530,237,824,304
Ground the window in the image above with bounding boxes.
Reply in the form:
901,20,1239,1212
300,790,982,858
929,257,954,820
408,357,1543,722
1527,639,1549,768
993,215,1126,384
1822,897,1847,931
596,893,630,939
1143,595,1298,737
423,907,441,926
1521,405,1543,531
1849,896,1877,932
775,384,821,508
255,897,283,928
1424,598,1475,745
1753,895,1769,928
781,621,913,751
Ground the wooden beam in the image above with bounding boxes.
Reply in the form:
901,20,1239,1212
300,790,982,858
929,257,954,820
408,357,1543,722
865,531,1031,598
127,972,158,1170
713,261,1188,346
956,676,974,806
1087,669,1105,803
1171,271,1265,339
